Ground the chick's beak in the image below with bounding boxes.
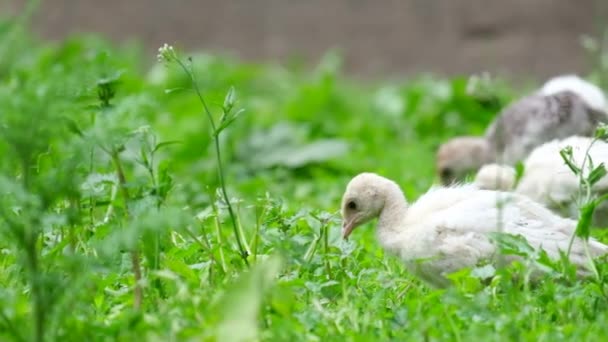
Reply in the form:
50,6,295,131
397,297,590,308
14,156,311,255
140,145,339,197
342,218,356,240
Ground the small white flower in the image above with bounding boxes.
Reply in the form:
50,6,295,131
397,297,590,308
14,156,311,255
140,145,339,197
157,43,176,63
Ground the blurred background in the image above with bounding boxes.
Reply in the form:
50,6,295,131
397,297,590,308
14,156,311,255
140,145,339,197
3,0,607,80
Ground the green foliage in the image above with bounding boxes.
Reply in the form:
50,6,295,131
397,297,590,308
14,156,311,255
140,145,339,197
559,129,608,271
1,16,608,342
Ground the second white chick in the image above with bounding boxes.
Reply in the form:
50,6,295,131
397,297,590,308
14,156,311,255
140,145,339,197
475,136,608,225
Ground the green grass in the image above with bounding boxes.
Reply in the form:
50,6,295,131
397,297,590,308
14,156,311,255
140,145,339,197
1,14,608,342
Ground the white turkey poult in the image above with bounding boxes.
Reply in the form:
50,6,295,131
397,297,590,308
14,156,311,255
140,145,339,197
437,75,608,185
474,136,608,225
340,172,608,288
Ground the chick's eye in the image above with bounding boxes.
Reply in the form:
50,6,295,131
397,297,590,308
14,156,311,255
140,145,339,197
440,168,453,179
347,201,357,210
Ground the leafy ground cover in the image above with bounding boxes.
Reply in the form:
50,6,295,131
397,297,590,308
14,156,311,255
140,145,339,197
2,11,608,342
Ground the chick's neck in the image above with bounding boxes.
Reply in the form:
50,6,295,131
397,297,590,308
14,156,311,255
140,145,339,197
377,182,408,235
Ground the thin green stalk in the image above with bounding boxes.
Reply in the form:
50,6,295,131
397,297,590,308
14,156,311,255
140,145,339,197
211,202,228,273
250,203,267,264
88,148,95,228
301,232,324,278
444,308,462,342
24,231,44,342
68,197,81,252
583,241,601,281
566,138,598,257
235,202,251,255
577,139,597,203
142,148,164,297
30,269,43,342
19,158,46,342
303,237,320,264
0,214,41,342
100,184,118,225
110,150,143,310
575,192,608,278
184,226,221,281
174,58,249,266
493,146,507,270
322,221,332,278
152,231,162,296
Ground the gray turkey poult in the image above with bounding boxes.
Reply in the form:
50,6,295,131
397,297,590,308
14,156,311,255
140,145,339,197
340,172,608,287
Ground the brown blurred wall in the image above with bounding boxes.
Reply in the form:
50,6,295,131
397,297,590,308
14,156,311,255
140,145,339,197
3,0,607,80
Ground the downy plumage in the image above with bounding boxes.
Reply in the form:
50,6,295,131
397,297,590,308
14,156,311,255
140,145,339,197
341,172,608,287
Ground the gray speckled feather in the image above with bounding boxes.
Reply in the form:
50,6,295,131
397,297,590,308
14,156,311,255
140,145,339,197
484,91,605,164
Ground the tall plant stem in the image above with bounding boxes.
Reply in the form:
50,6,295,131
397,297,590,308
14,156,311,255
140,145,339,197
566,138,598,258
110,150,143,309
19,158,45,342
175,58,249,266
27,241,44,342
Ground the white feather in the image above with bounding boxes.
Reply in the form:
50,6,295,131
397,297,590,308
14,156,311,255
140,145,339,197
541,74,608,113
474,163,516,191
